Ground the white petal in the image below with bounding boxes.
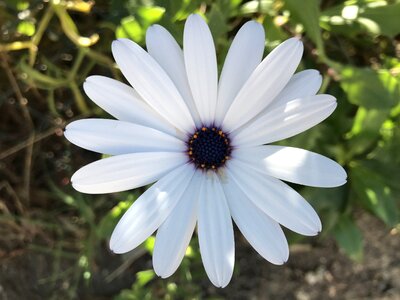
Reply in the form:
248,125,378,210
65,119,186,155
268,69,323,110
153,171,202,278
226,160,322,236
184,14,218,125
110,164,195,253
198,172,234,288
223,177,289,264
215,21,265,126
83,76,177,137
112,39,195,133
223,38,304,132
233,146,347,187
71,152,187,194
232,95,337,147
146,25,201,127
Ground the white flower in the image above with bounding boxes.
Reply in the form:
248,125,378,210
64,14,347,287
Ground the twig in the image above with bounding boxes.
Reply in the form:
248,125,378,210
105,248,147,283
0,53,35,206
0,126,60,160
0,181,24,214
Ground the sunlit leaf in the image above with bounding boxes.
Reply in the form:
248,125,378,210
96,195,137,239
340,67,399,110
351,162,399,227
136,270,155,286
17,21,35,36
321,2,400,37
144,236,155,254
346,107,390,157
208,3,229,42
137,6,165,27
284,0,324,55
116,16,144,42
263,15,288,46
239,0,274,15
360,3,400,38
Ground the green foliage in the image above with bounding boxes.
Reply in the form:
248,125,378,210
284,0,325,55
116,6,165,43
321,0,400,38
17,20,36,36
340,67,399,109
351,161,399,226
96,194,137,239
359,2,400,38
333,215,364,262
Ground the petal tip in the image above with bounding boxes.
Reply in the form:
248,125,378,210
109,236,124,254
186,13,206,25
146,24,163,35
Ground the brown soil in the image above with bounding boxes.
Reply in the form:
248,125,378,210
0,212,399,300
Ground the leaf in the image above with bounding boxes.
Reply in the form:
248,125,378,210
320,2,400,38
302,186,347,232
239,0,274,15
263,15,289,45
208,3,229,42
136,270,155,286
284,0,324,55
17,21,35,36
116,16,144,42
96,195,136,239
340,67,399,110
360,3,400,38
5,0,29,10
360,159,400,191
333,215,363,262
351,162,399,227
137,6,165,27
346,107,390,157
143,236,155,254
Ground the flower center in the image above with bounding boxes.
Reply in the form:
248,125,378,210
187,126,231,170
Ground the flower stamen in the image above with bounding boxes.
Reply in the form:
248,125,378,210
187,126,231,170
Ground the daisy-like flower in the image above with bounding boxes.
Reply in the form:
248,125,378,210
65,14,347,287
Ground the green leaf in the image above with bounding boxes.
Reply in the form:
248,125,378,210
340,67,399,110
351,162,399,227
320,2,400,38
136,270,155,286
263,15,289,45
302,186,347,233
333,215,363,262
17,20,36,36
360,3,400,38
5,0,29,10
345,107,390,158
137,6,165,27
143,236,155,254
239,0,274,15
208,4,229,42
116,16,144,43
284,0,324,55
96,195,136,239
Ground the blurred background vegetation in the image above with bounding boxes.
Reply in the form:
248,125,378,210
0,0,399,299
